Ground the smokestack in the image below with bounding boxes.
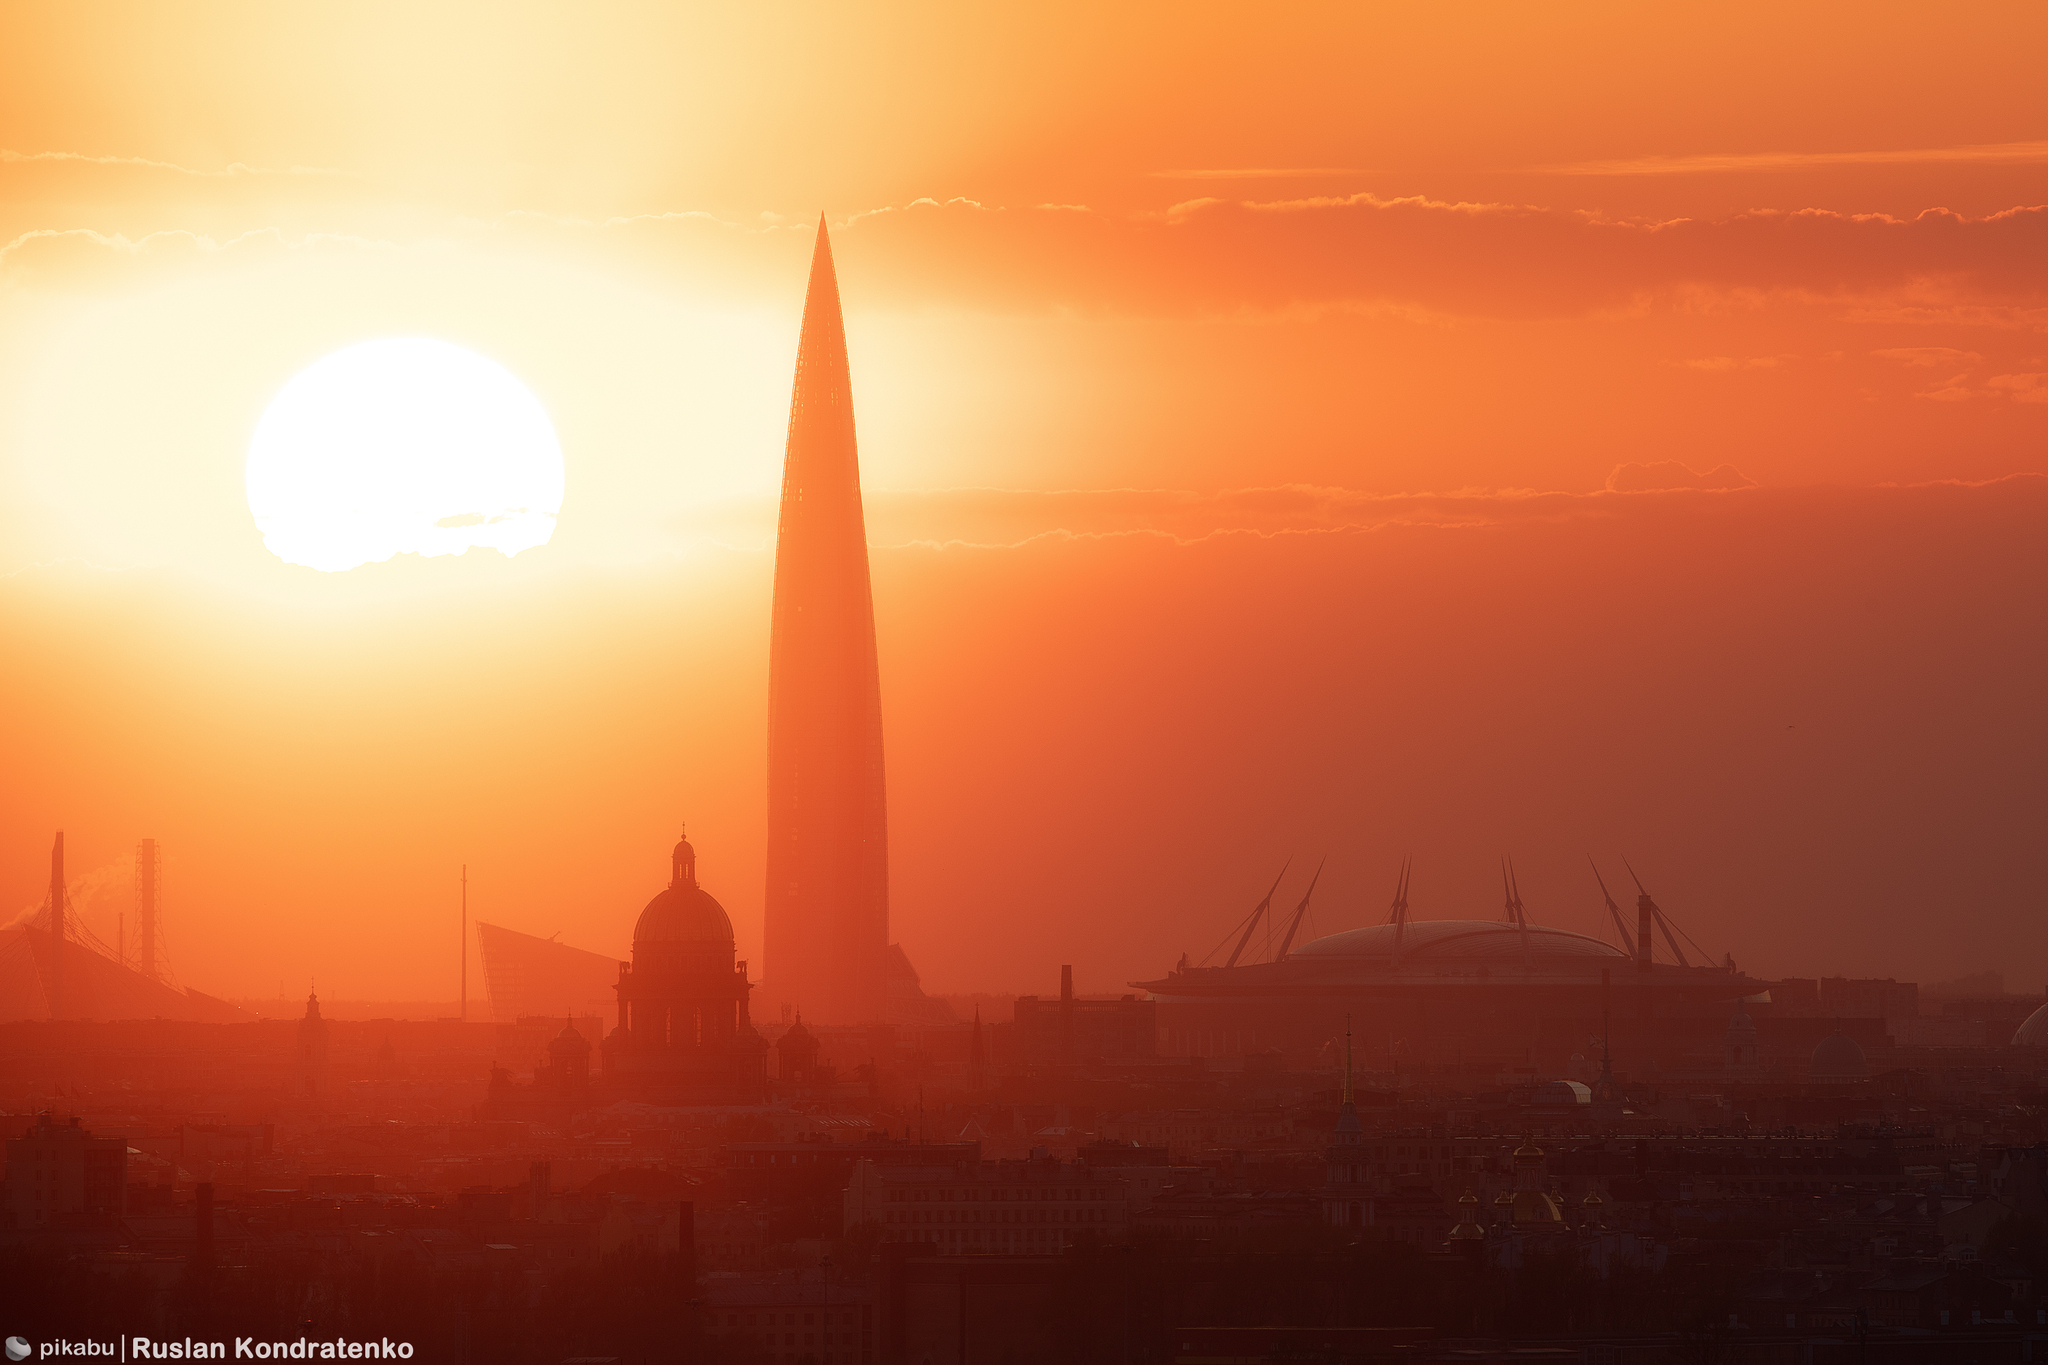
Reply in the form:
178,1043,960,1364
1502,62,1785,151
1636,892,1653,973
136,837,158,981
195,1181,215,1267
1059,965,1074,1065
49,832,64,1020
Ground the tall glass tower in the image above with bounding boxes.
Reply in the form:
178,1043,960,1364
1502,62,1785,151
764,218,890,1024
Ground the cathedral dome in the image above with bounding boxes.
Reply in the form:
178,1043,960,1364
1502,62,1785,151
1809,1031,1870,1083
634,835,735,949
635,881,735,948
546,1019,592,1089
550,1019,591,1056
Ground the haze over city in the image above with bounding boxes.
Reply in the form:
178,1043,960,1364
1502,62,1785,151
10,7,2048,1364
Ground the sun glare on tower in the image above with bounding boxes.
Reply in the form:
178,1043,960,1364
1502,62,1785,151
246,338,565,572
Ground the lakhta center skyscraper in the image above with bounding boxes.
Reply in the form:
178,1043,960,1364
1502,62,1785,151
764,218,890,1024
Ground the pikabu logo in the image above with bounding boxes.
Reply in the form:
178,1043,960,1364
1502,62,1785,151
7,1338,31,1362
20,1344,117,1359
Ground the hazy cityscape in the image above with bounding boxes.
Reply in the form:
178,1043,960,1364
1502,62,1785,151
15,855,2048,1364
8,218,2048,1365
8,6,2048,1365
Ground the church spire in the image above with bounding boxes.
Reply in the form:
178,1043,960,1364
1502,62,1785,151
1332,1013,1362,1144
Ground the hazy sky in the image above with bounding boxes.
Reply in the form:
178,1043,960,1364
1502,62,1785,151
3,2,2044,1004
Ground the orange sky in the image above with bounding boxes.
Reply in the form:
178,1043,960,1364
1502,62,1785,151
3,2,2045,1005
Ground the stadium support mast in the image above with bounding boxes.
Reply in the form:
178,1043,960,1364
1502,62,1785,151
1503,857,1531,973
1274,858,1326,960
1386,857,1412,969
1589,857,1632,953
461,865,468,1024
1225,861,1290,969
1626,860,1690,968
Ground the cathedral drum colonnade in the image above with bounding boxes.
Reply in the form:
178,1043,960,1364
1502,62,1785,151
602,834,767,1103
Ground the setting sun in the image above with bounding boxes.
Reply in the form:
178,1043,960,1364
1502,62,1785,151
244,337,564,572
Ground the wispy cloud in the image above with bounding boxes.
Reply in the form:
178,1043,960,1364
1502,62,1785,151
1147,167,1368,181
1606,461,1756,493
1530,140,2048,177
1917,375,1977,402
1987,373,2048,403
11,189,2048,328
0,148,352,178
669,477,2048,553
0,225,244,268
0,225,392,293
675,481,1782,551
1679,355,1793,371
1846,304,2048,331
1872,346,1983,367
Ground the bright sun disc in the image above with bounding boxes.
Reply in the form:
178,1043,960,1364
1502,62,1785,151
247,338,565,572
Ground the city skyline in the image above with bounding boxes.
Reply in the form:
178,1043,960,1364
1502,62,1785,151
8,9,2048,1362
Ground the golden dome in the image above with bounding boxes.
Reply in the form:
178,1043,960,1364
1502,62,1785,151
1448,1188,1488,1243
1513,1189,1566,1225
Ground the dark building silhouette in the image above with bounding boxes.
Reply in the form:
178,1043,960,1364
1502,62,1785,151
1136,915,1759,1065
1323,1027,1368,1230
776,1013,822,1081
764,218,891,1025
536,1018,592,1099
475,919,622,1024
4,1113,127,1228
1012,969,1157,1064
296,990,328,1097
603,833,766,1102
